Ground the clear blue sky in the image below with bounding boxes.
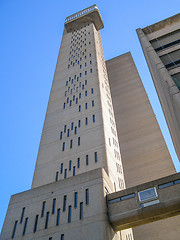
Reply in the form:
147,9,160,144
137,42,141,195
0,0,180,231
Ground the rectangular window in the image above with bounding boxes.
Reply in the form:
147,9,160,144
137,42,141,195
63,103,66,109
33,215,39,233
85,103,87,109
20,207,25,223
64,125,67,133
85,71,87,75
94,152,97,162
69,161,72,171
89,53,91,57
56,208,60,226
85,80,87,85
93,114,95,123
92,100,94,107
64,169,67,179
52,198,56,214
70,140,73,149
85,90,87,96
77,158,80,168
68,206,72,223
86,155,89,166
74,126,77,135
78,120,81,128
61,234,64,240
67,97,69,103
23,217,28,235
70,100,72,106
12,220,18,239
90,69,92,73
91,88,94,94
73,166,76,176
82,84,84,90
80,73,82,77
76,98,78,104
62,142,65,151
79,105,81,112
71,122,74,130
78,137,80,146
74,192,78,208
45,212,49,229
73,95,75,101
41,201,46,217
79,93,81,99
90,60,92,64
55,171,59,181
85,117,88,125
60,131,63,140
63,196,67,212
86,189,89,205
80,202,83,220
60,163,63,174
66,81,68,86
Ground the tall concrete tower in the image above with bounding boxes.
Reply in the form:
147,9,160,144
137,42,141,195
1,5,133,240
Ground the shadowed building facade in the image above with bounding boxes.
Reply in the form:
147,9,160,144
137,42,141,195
1,5,179,240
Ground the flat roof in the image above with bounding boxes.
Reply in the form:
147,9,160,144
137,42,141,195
65,5,104,32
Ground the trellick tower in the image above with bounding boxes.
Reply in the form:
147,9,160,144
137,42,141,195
1,5,133,240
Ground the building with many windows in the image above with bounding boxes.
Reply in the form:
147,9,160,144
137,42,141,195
1,5,179,240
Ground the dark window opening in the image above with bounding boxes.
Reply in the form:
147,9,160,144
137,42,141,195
41,201,46,217
20,207,25,223
63,196,67,212
23,218,28,235
52,198,56,214
86,189,89,205
68,206,72,223
80,202,83,220
56,208,60,226
33,215,39,233
74,192,78,208
45,212,49,229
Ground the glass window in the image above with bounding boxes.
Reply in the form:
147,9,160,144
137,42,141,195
12,220,18,239
62,142,65,151
68,206,72,223
41,201,46,217
70,100,72,106
91,88,94,94
79,105,81,112
94,152,97,162
85,71,87,75
33,215,39,233
90,69,92,73
85,90,87,96
78,137,80,146
55,172,59,181
69,161,72,171
60,163,63,174
52,198,56,214
138,187,158,202
79,93,81,99
85,117,88,125
85,103,87,109
86,155,89,165
82,84,84,90
63,195,67,211
64,169,67,179
63,103,66,109
93,114,95,123
20,207,25,223
73,166,76,176
77,158,80,168
92,100,94,107
86,189,89,205
61,234,64,240
23,218,28,235
80,202,83,220
71,122,74,130
78,120,81,128
56,209,60,226
74,192,78,208
67,129,70,137
70,140,73,149
64,125,67,133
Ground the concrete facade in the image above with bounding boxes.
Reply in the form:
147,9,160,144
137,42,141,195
137,14,180,161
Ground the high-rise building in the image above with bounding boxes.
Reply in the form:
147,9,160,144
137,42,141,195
1,5,179,240
137,13,180,162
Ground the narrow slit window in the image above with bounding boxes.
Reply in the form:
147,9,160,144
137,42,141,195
60,131,63,140
61,234,64,240
91,88,94,94
85,80,87,85
80,202,83,220
82,84,84,90
63,196,67,212
64,169,67,179
55,171,59,181
63,103,66,109
73,166,76,176
41,201,46,217
77,158,80,168
85,117,88,125
78,137,80,146
86,155,89,166
85,103,87,110
93,114,95,123
20,207,25,223
45,212,49,229
56,208,60,226
68,206,72,223
76,98,78,104
79,93,81,99
74,126,77,135
52,198,56,214
71,122,74,130
70,139,73,149
90,69,92,73
94,152,97,162
23,217,28,235
79,105,81,112
92,100,94,107
74,192,78,208
67,129,70,137
33,215,39,233
60,163,63,174
70,100,72,106
78,120,81,128
62,142,65,151
86,189,89,205
85,71,87,75
69,160,72,171
64,125,67,133
85,90,87,96
12,220,18,239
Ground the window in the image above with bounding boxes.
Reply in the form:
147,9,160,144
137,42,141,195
12,220,18,239
56,209,60,226
93,114,95,123
71,122,74,130
85,80,87,85
80,73,82,77
55,171,59,181
138,188,158,202
20,207,25,223
64,169,67,179
80,65,82,69
85,71,87,75
85,117,88,125
78,137,80,146
79,105,81,112
94,152,97,163
77,158,80,168
73,166,76,176
86,155,89,166
33,215,39,233
23,218,28,235
90,69,92,73
60,163,63,174
63,103,66,109
90,60,92,64
78,120,81,128
60,131,63,140
85,63,87,67
70,140,73,149
91,88,94,94
86,189,89,205
67,129,70,137
79,93,81,99
52,198,56,214
82,84,84,90
70,100,72,106
89,53,91,57
64,125,67,133
85,103,87,109
92,100,94,107
63,196,67,212
89,41,91,44
41,201,46,217
76,98,78,104
61,234,64,240
85,90,87,96
65,91,67,96
68,206,72,223
69,161,72,171
66,81,68,86
62,142,65,151
74,192,78,208
80,202,83,220
73,95,75,101
45,212,49,229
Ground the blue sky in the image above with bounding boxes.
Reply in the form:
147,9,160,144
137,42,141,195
0,0,180,231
